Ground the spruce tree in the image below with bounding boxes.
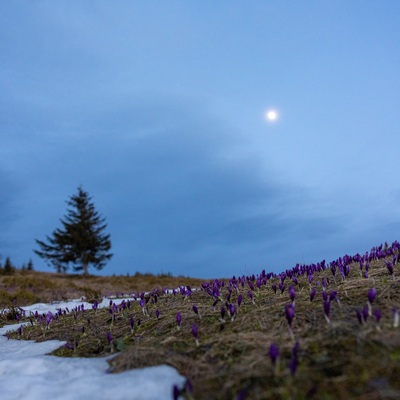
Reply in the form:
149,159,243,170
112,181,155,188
3,257,14,275
34,187,112,275
27,259,34,271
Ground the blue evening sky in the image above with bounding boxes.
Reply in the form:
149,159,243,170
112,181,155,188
1,1,399,278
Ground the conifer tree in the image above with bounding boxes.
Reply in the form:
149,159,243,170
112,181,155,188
3,257,14,275
27,259,34,271
34,187,112,275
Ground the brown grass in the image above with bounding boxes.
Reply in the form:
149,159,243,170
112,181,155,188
3,259,400,399
0,270,206,306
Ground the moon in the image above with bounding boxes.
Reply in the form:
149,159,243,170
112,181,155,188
265,109,278,121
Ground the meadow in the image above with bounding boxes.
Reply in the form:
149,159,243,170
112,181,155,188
1,242,400,399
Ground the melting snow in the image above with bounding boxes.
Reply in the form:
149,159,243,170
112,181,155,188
0,298,185,400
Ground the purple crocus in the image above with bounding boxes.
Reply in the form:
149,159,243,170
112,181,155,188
384,260,394,277
129,317,134,333
139,299,146,314
367,288,377,304
237,294,243,308
362,305,369,323
173,385,181,400
176,312,182,330
285,304,295,327
310,287,316,302
106,331,114,352
248,280,255,291
248,290,255,304
192,305,201,319
220,306,226,323
229,303,236,321
269,343,280,371
191,323,199,346
373,309,382,324
271,284,277,294
323,300,331,324
289,285,296,303
279,282,285,294
46,311,53,329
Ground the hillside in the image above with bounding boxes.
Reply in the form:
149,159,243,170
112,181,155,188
2,241,400,399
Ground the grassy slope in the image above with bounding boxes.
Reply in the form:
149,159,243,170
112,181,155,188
2,255,400,399
0,270,206,306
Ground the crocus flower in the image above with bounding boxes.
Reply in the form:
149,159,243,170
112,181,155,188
310,287,316,302
367,288,377,304
289,286,296,303
373,309,381,324
248,290,255,304
220,306,226,322
269,343,280,372
176,312,182,330
106,331,114,352
248,280,255,291
271,284,277,294
324,300,331,324
185,379,193,395
361,305,369,323
236,389,247,400
285,304,295,327
367,287,377,316
384,260,394,277
322,277,328,289
173,385,181,400
279,282,285,294
191,323,199,346
229,303,236,321
46,311,53,329
237,294,243,308
192,305,201,318
129,317,134,333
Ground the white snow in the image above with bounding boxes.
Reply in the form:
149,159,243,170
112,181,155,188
0,299,186,400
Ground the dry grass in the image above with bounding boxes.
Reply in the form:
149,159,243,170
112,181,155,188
3,259,400,399
0,270,206,306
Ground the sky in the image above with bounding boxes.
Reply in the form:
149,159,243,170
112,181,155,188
0,299,185,400
1,1,400,278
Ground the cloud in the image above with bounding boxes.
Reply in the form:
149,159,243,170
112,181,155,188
0,94,344,276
